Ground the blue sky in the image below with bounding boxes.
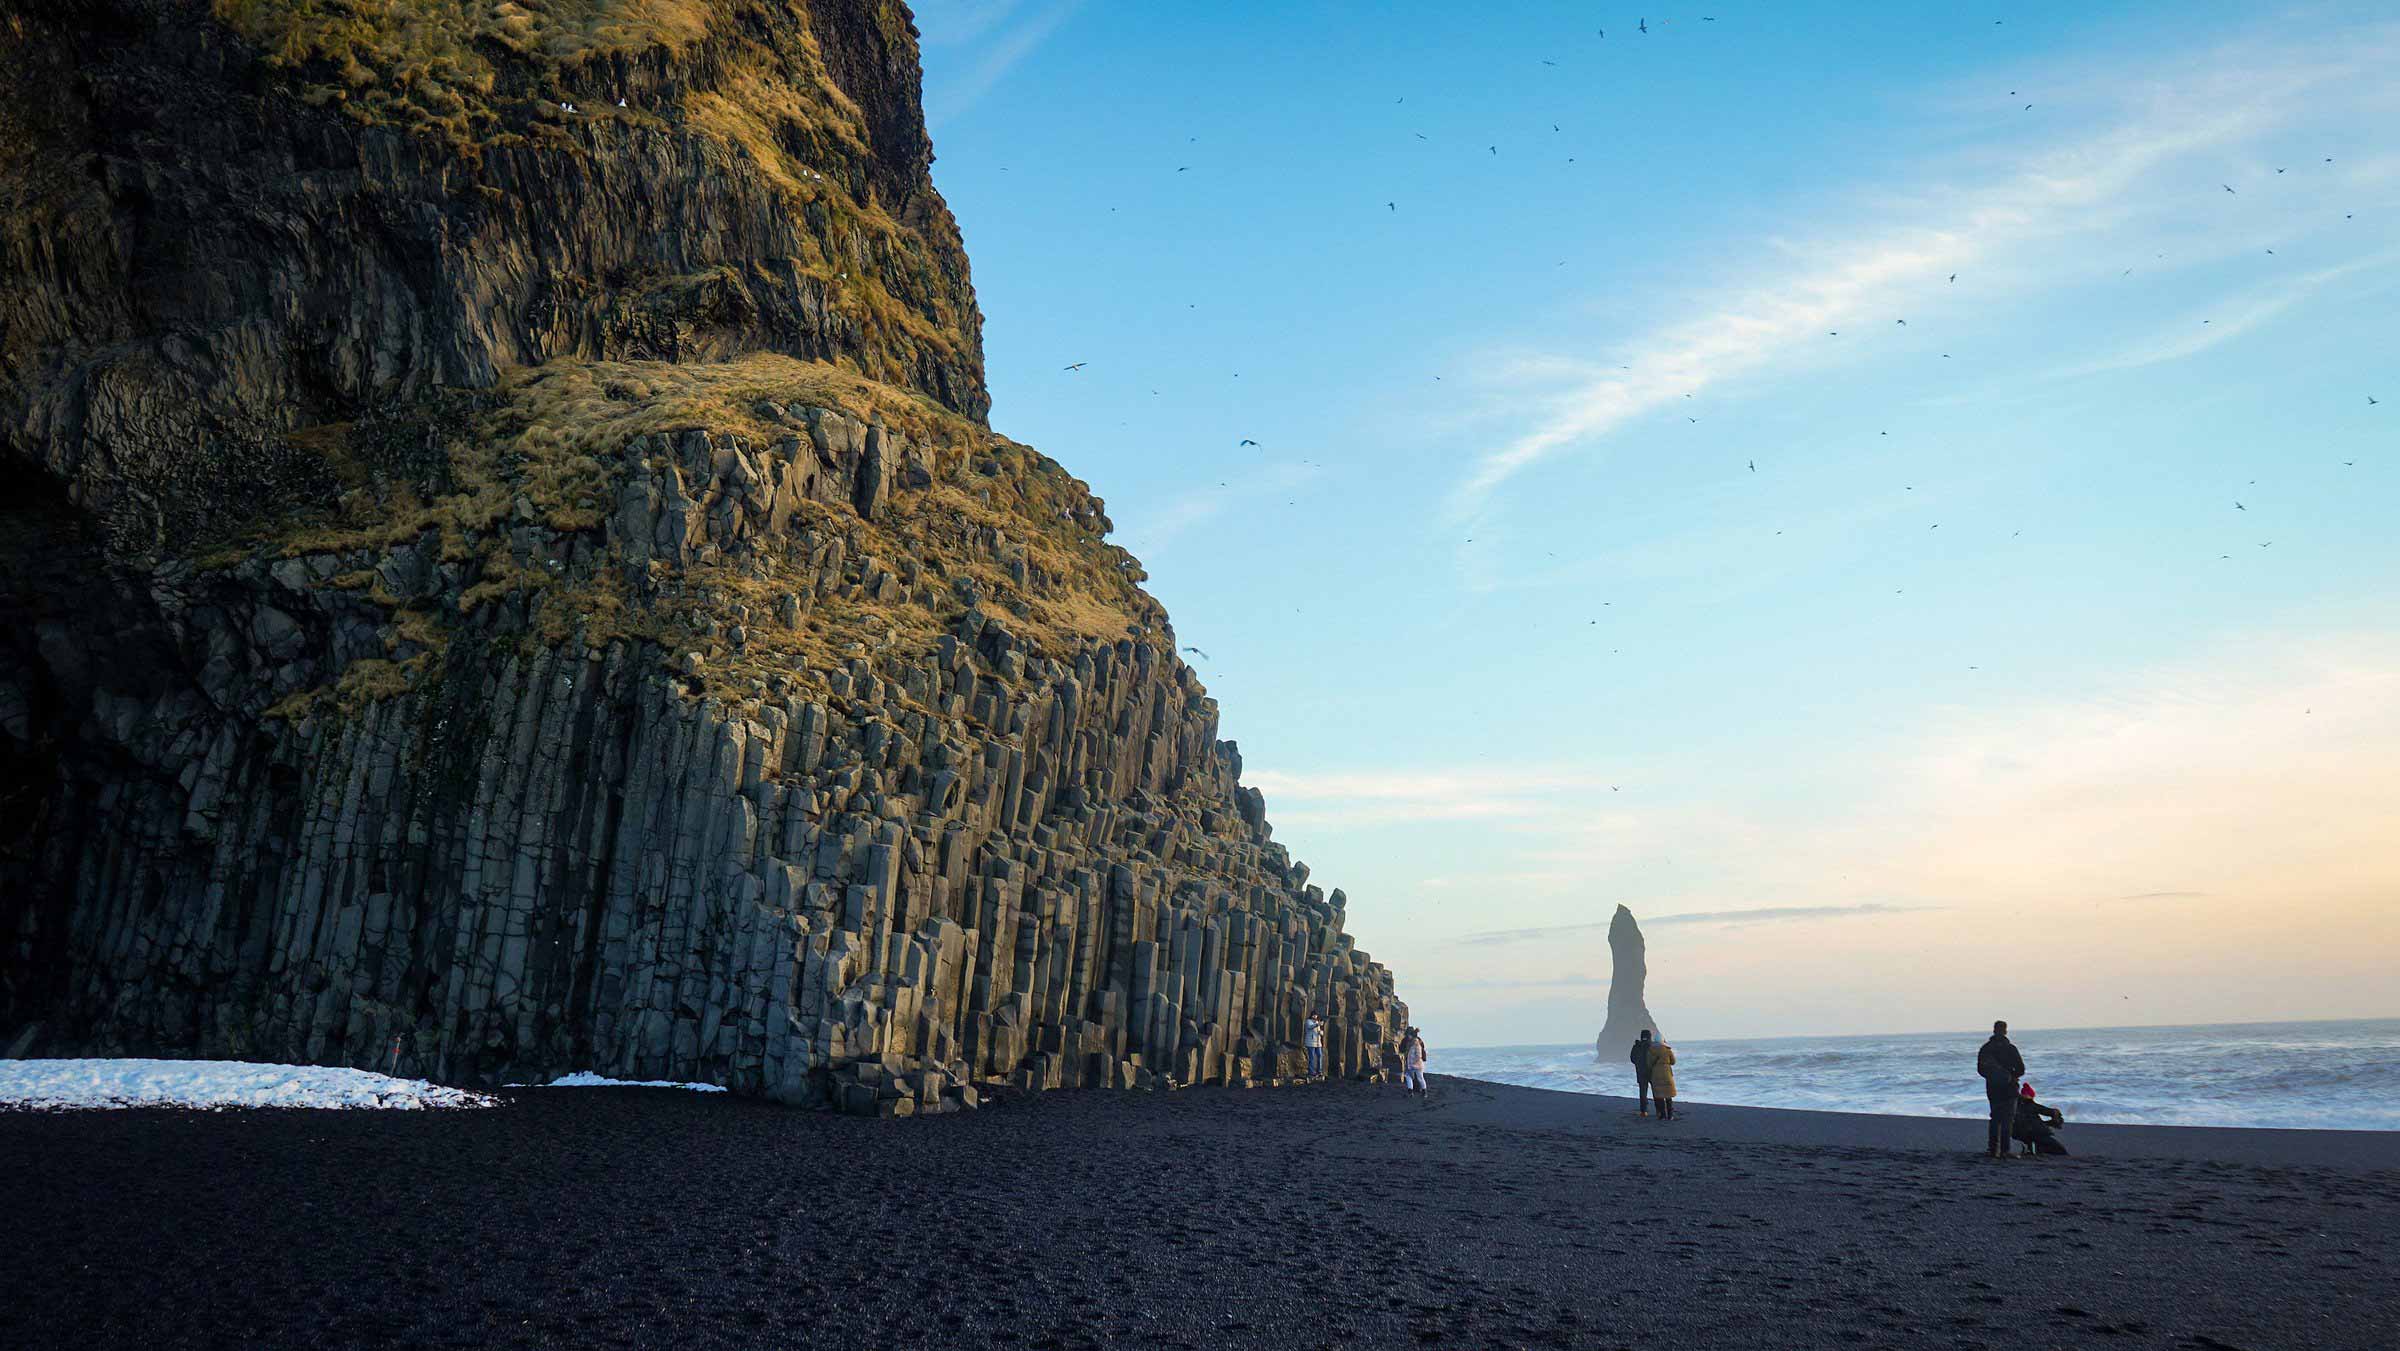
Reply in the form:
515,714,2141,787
909,1,2400,1045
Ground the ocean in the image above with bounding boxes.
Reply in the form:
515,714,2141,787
1438,1017,2400,1131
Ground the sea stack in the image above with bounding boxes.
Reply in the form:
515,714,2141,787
0,0,1405,1111
1594,905,1661,1061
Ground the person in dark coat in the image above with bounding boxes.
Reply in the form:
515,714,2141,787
2012,1083,2067,1155
1976,1020,2027,1159
1631,1029,1655,1117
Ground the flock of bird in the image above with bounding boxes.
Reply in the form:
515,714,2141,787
1039,13,2383,671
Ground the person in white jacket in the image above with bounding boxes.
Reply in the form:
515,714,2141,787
1400,1027,1429,1094
1302,1015,1326,1079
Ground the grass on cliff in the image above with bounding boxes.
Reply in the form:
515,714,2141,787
247,354,1160,719
213,1,714,115
271,354,971,555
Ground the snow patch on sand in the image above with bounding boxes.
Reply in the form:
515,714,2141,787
0,1058,498,1111
529,1071,729,1092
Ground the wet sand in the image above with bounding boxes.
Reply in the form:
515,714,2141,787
4,1074,2392,1350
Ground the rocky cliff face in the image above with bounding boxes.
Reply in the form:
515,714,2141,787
0,0,1406,1112
1594,905,1658,1063
2,0,985,551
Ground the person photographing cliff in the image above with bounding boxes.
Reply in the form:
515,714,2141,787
1977,1020,2028,1159
1302,1014,1326,1079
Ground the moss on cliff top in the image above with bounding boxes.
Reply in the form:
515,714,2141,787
230,353,1162,718
213,1,716,119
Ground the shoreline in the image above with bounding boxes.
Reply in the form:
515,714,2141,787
1432,1075,2400,1171
1439,1017,2400,1136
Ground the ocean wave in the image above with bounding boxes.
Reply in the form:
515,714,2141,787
1441,1018,2400,1131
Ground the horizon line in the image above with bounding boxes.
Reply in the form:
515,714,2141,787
1436,1011,2400,1052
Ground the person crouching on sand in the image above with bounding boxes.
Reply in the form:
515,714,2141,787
1400,1027,1429,1094
2013,1082,2068,1156
1648,1038,1678,1120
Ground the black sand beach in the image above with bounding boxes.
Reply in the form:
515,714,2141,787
5,1076,2393,1351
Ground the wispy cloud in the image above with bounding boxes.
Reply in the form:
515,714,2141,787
1455,903,1929,946
1403,974,1610,991
1117,460,1320,556
919,0,1084,128
1444,23,2400,566
2045,252,2400,381
1247,765,1618,828
2115,890,2208,902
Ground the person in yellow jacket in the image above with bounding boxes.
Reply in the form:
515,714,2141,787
1648,1040,1679,1120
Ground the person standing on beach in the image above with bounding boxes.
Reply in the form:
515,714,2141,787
1400,1026,1429,1095
1647,1037,1678,1120
1302,1014,1326,1079
1977,1020,2027,1159
1630,1029,1656,1116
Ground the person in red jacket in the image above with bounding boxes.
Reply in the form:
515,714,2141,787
2013,1082,2068,1156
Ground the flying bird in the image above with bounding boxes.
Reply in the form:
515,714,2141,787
2370,396,2381,405
1747,459,1755,472
1063,362,1087,371
1639,18,1649,34
2223,184,2236,194
1182,646,1209,660
1238,439,1259,446
2235,502,2246,510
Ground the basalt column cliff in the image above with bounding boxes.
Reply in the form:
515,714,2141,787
0,0,1406,1112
